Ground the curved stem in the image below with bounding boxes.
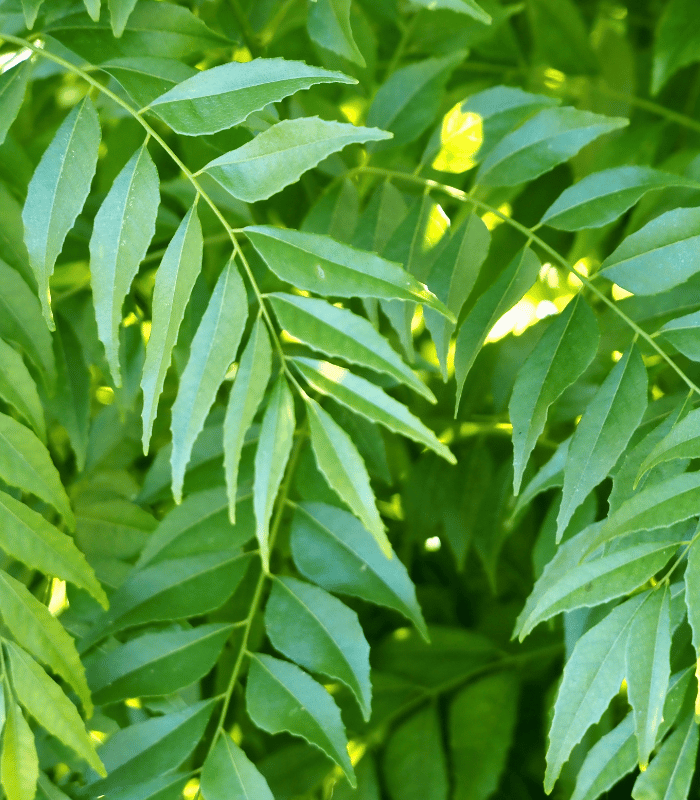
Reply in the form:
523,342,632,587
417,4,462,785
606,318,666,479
355,165,700,398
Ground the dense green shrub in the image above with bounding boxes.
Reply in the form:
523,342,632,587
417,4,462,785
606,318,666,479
2,0,700,798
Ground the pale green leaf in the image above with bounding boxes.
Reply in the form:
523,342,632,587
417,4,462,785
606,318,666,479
517,534,678,638
383,705,448,800
510,296,599,493
626,587,671,769
201,735,274,800
74,498,156,562
366,52,464,147
540,167,699,231
600,208,700,295
5,641,105,775
253,376,295,571
305,397,389,555
292,357,455,464
89,141,159,386
545,593,646,793
652,0,700,94
246,653,355,785
0,259,55,384
79,774,188,800
631,711,698,800
141,203,203,452
0,571,92,716
307,0,365,66
85,622,233,705
22,97,100,328
1,697,38,800
475,107,627,187
101,57,197,108
657,309,700,361
147,58,353,135
408,0,491,23
224,318,271,524
109,0,137,36
245,226,453,318
0,185,34,289
82,0,100,21
138,488,253,568
0,338,45,440
511,437,569,520
88,699,215,794
82,551,253,647
454,245,540,407
557,345,647,538
0,490,107,607
268,293,433,401
423,214,491,377
637,408,700,481
21,0,43,27
171,259,248,503
290,502,428,638
684,536,700,716
200,118,389,203
0,413,73,526
449,672,519,800
0,60,30,147
266,575,372,720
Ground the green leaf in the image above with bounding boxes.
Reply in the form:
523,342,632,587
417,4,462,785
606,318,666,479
253,376,295,571
141,202,203,452
540,167,699,231
91,774,189,800
245,226,453,318
89,141,159,386
0,570,91,715
600,207,700,295
292,357,455,464
454,245,540,407
82,0,100,22
304,397,389,555
200,118,389,203
511,437,569,520
475,107,627,187
570,715,637,800
171,259,247,503
201,735,274,800
0,338,45,440
224,317,271,524
290,503,428,640
307,0,365,66
383,705,448,800
268,293,433,401
657,310,700,361
545,593,646,793
246,653,355,785
266,575,372,720
82,551,253,646
517,530,680,637
637,408,700,481
626,587,672,769
0,490,107,607
138,487,254,568
652,0,700,94
332,756,380,800
85,622,233,705
88,699,216,794
21,0,43,27
510,296,599,493
366,52,464,147
0,259,55,384
557,346,647,539
74,498,156,562
22,97,101,328
423,214,491,377
1,697,38,800
5,641,105,776
37,773,74,800
109,0,138,37
631,710,698,800
684,536,700,716
147,58,354,135
0,413,73,526
407,0,491,23
100,57,197,108
0,60,30,147
449,672,519,800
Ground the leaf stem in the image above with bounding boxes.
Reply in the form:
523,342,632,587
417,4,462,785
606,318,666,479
354,165,700,398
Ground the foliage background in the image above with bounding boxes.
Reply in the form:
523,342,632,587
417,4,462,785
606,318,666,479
2,0,700,799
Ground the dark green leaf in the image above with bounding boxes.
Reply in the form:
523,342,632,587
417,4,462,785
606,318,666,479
652,0,700,94
0,338,45,440
0,60,30,147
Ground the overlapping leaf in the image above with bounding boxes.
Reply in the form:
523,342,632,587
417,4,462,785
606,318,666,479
201,736,274,800
657,310,700,361
0,338,45,440
1,696,38,800
307,0,365,66
0,60,30,147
